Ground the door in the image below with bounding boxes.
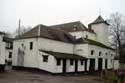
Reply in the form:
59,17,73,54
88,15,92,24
75,60,78,72
84,59,87,71
105,59,108,69
89,59,95,72
98,58,103,71
62,59,66,73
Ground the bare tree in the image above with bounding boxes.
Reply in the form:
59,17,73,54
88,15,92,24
12,25,31,38
108,12,125,66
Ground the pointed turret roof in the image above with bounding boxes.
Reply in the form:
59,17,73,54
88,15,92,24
91,15,109,25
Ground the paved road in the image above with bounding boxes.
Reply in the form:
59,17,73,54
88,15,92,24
0,70,103,83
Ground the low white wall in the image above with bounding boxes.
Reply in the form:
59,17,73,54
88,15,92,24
78,60,85,71
38,52,56,73
66,59,75,72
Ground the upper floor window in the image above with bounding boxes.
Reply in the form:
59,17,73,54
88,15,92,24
9,52,12,58
91,50,94,55
99,51,101,56
30,42,33,50
105,53,108,56
56,59,61,66
111,54,113,57
70,59,74,65
73,25,78,30
43,55,48,62
86,35,88,39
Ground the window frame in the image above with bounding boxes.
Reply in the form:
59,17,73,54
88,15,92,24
30,42,33,50
42,55,48,62
56,59,61,66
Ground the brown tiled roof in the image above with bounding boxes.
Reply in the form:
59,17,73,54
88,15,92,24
16,24,76,44
91,15,109,25
50,21,87,32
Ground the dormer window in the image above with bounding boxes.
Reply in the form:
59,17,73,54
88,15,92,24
73,25,78,30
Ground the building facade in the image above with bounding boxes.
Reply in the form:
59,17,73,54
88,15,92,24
0,32,13,71
12,16,119,74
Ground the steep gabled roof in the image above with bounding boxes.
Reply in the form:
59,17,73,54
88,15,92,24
16,24,76,44
50,21,87,32
91,15,109,25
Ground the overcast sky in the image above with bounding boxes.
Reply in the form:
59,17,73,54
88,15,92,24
0,0,124,33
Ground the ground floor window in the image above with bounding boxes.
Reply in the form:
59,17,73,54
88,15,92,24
43,55,48,62
70,59,74,65
81,60,84,65
57,59,61,66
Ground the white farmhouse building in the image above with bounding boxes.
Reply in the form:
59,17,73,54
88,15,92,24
0,32,13,71
12,16,119,74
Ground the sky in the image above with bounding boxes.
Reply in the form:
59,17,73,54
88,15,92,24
0,0,125,33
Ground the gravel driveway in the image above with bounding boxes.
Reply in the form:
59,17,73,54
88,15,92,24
0,70,103,83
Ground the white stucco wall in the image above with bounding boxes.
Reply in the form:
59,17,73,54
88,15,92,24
12,37,75,73
38,38,74,54
75,44,115,70
38,51,56,73
78,60,85,71
12,36,117,73
91,23,109,46
12,38,38,68
0,35,6,65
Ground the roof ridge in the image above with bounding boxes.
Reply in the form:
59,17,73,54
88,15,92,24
49,21,81,27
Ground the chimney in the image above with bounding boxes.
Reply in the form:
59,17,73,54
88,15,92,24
88,24,92,31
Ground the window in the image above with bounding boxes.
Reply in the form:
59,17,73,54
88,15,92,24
22,43,24,47
86,35,88,39
57,59,61,66
111,54,113,57
105,53,108,56
70,59,74,65
91,50,94,55
73,25,78,30
9,52,12,58
30,42,33,50
99,51,101,56
81,60,84,65
43,55,48,62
